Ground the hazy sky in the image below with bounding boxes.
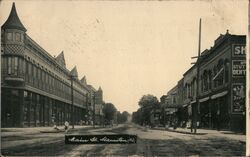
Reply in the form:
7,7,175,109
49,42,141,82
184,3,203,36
0,0,248,113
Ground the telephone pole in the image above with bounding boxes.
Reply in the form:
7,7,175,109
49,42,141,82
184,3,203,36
194,18,202,134
191,18,202,134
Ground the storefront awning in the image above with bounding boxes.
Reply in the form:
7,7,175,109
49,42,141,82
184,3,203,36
199,97,209,103
182,103,190,107
191,100,196,104
211,91,228,100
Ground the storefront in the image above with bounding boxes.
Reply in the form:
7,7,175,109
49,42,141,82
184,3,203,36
1,88,86,127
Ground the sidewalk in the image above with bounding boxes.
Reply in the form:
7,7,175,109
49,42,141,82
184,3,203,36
1,125,93,137
150,126,246,142
152,126,244,135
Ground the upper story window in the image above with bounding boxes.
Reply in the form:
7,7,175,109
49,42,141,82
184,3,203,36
173,96,176,104
1,46,4,54
28,62,32,76
7,32,13,41
213,59,225,88
201,70,211,92
224,60,230,83
208,70,212,90
14,57,18,75
6,57,19,76
15,33,21,42
7,57,11,75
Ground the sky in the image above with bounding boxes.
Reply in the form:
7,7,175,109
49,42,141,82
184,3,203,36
0,0,248,113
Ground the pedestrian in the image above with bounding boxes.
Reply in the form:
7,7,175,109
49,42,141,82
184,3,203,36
65,120,69,133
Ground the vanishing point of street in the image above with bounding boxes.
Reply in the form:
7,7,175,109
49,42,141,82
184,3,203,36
1,123,245,156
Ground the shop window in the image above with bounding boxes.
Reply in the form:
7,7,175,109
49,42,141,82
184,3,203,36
11,89,19,96
30,103,35,125
30,93,36,126
36,95,40,125
23,91,29,124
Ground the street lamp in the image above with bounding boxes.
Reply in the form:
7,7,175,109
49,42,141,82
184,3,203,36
69,74,77,129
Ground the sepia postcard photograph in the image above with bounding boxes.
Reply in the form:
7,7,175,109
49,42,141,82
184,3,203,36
0,0,249,156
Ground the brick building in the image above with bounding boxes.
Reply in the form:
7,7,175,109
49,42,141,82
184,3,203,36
162,31,246,132
198,31,246,131
1,3,102,127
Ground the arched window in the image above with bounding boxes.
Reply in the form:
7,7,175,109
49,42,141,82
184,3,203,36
213,66,217,88
184,83,188,99
202,70,208,92
217,59,224,86
200,75,204,92
208,70,212,90
224,59,230,83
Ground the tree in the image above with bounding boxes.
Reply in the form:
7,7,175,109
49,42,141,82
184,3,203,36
117,111,130,124
138,94,159,125
102,103,117,124
139,94,159,108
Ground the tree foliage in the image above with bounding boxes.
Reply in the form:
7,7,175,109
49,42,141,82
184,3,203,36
138,94,159,108
117,111,130,124
102,103,117,123
133,94,159,125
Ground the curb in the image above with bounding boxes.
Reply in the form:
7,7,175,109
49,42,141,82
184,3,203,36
164,129,207,135
150,127,207,135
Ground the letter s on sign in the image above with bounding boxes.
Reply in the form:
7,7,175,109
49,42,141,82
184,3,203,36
234,46,241,55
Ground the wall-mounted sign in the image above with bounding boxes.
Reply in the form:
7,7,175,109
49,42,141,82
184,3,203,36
232,84,245,113
232,44,246,57
232,60,246,77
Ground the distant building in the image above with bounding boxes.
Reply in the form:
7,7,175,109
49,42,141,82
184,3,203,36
182,64,197,126
87,84,97,125
94,87,104,125
161,85,179,127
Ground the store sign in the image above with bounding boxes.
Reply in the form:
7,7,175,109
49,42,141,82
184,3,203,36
232,84,245,113
232,60,246,77
233,45,245,56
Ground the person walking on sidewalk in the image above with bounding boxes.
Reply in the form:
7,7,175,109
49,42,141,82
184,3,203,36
65,120,69,133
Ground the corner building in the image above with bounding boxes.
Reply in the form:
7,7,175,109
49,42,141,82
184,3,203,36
1,3,90,127
198,31,246,131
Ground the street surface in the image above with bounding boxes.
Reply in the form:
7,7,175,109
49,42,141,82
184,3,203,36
1,123,246,156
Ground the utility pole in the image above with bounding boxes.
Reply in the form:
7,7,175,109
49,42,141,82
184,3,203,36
191,18,202,134
194,18,202,134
